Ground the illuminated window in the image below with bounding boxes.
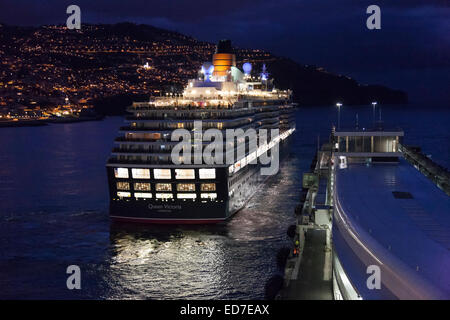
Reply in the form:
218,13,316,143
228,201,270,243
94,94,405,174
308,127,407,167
247,151,257,164
199,168,216,179
117,182,130,190
114,168,129,178
156,193,173,199
134,182,151,191
175,169,195,179
201,193,217,199
134,192,152,199
177,193,197,199
201,183,216,191
117,191,131,198
132,168,150,179
154,169,171,179
156,183,172,191
177,123,184,128
217,122,223,129
177,183,195,192
150,133,161,140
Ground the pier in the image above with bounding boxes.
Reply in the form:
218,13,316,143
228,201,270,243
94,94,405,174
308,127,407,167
279,143,334,300
280,127,450,300
400,144,450,196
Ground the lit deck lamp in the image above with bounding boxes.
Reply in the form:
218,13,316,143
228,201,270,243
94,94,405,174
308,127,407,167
336,102,342,129
372,101,377,126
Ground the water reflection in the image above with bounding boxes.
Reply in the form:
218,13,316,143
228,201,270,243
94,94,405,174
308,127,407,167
1,107,447,299
102,152,302,299
108,224,228,299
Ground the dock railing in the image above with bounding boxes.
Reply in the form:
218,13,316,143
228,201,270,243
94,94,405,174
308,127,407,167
400,144,450,196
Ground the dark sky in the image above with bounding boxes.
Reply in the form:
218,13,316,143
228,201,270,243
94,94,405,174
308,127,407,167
1,0,449,104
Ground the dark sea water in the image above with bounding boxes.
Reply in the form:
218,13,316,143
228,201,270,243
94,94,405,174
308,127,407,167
0,105,448,299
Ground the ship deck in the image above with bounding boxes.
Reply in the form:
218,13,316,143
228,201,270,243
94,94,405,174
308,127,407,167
334,158,450,297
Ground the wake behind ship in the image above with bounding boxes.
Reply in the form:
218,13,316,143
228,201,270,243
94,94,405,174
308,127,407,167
106,40,296,224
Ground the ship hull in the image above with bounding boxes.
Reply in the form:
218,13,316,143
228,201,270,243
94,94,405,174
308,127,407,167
109,196,229,224
108,137,292,224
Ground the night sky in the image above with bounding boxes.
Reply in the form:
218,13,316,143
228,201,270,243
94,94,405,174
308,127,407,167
1,0,449,104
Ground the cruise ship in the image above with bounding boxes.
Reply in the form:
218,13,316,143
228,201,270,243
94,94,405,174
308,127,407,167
331,127,450,299
106,40,296,224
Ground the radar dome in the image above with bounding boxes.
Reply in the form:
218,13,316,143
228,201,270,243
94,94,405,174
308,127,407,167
243,62,252,75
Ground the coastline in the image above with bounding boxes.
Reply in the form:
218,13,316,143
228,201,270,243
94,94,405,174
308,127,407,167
0,115,105,128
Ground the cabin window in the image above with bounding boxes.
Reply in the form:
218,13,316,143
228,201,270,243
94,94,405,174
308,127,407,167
134,193,152,199
247,151,257,164
201,193,217,199
201,183,216,191
116,182,130,190
154,169,171,179
134,182,151,191
177,193,197,199
131,168,150,179
114,168,129,178
175,169,195,179
156,183,172,191
156,193,173,199
117,191,131,198
199,168,216,179
177,183,195,192
150,133,161,140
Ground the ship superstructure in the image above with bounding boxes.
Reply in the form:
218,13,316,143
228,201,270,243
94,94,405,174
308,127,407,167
331,127,450,299
106,40,296,223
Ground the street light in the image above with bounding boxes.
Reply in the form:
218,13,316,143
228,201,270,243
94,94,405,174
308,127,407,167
336,103,342,129
371,101,377,126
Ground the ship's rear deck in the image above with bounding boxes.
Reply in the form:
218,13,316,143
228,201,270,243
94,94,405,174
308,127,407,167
334,158,450,298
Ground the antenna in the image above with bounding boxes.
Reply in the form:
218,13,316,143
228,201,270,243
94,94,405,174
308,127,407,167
356,113,359,129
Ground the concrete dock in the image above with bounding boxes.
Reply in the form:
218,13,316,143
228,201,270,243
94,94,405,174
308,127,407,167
280,228,333,300
280,133,450,300
279,143,334,300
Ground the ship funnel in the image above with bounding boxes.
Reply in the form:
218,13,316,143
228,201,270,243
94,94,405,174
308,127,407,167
213,40,236,77
216,39,233,54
